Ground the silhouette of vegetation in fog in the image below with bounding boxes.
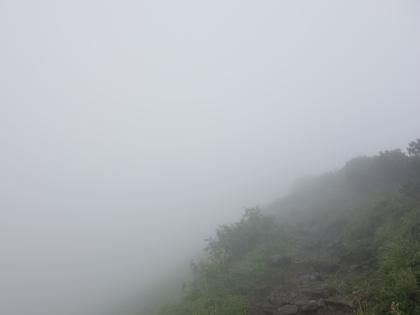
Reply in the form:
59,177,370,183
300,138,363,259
342,149,412,191
408,138,420,157
203,207,286,264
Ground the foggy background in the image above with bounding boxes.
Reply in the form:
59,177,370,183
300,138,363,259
1,1,419,315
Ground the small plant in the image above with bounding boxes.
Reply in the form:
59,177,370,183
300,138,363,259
390,301,402,315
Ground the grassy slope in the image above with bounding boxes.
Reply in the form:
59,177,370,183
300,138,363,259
139,145,420,315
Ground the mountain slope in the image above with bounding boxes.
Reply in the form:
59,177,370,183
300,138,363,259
143,139,420,315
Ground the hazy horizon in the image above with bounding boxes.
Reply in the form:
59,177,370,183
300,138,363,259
1,1,419,315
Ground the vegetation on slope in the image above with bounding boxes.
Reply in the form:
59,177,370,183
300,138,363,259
140,139,420,315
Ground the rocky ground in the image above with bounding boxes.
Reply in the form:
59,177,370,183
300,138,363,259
249,229,369,315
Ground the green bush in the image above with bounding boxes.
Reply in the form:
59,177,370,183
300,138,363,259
157,208,291,315
204,207,285,264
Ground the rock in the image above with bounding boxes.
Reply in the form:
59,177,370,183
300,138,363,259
261,301,277,314
294,299,309,306
317,298,326,308
299,274,318,282
268,282,304,307
325,296,355,309
308,285,332,299
269,291,299,306
268,254,292,267
295,300,318,311
279,304,299,314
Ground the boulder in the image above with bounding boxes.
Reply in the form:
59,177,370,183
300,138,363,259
279,304,298,314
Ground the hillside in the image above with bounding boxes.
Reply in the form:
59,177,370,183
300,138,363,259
141,139,420,315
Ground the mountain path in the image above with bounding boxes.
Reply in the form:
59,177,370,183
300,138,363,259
250,228,355,315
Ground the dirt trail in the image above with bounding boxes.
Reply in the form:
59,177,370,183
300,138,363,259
250,228,355,315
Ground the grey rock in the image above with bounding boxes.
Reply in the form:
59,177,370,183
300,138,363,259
295,300,318,311
299,274,318,281
279,304,299,314
325,296,355,309
269,291,299,306
268,282,304,307
317,298,326,308
261,301,277,314
309,285,331,299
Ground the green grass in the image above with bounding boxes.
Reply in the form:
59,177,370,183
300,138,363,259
326,197,420,315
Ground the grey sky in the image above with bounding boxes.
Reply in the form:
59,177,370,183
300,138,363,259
1,1,420,315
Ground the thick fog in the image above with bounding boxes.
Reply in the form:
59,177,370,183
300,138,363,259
1,1,419,315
